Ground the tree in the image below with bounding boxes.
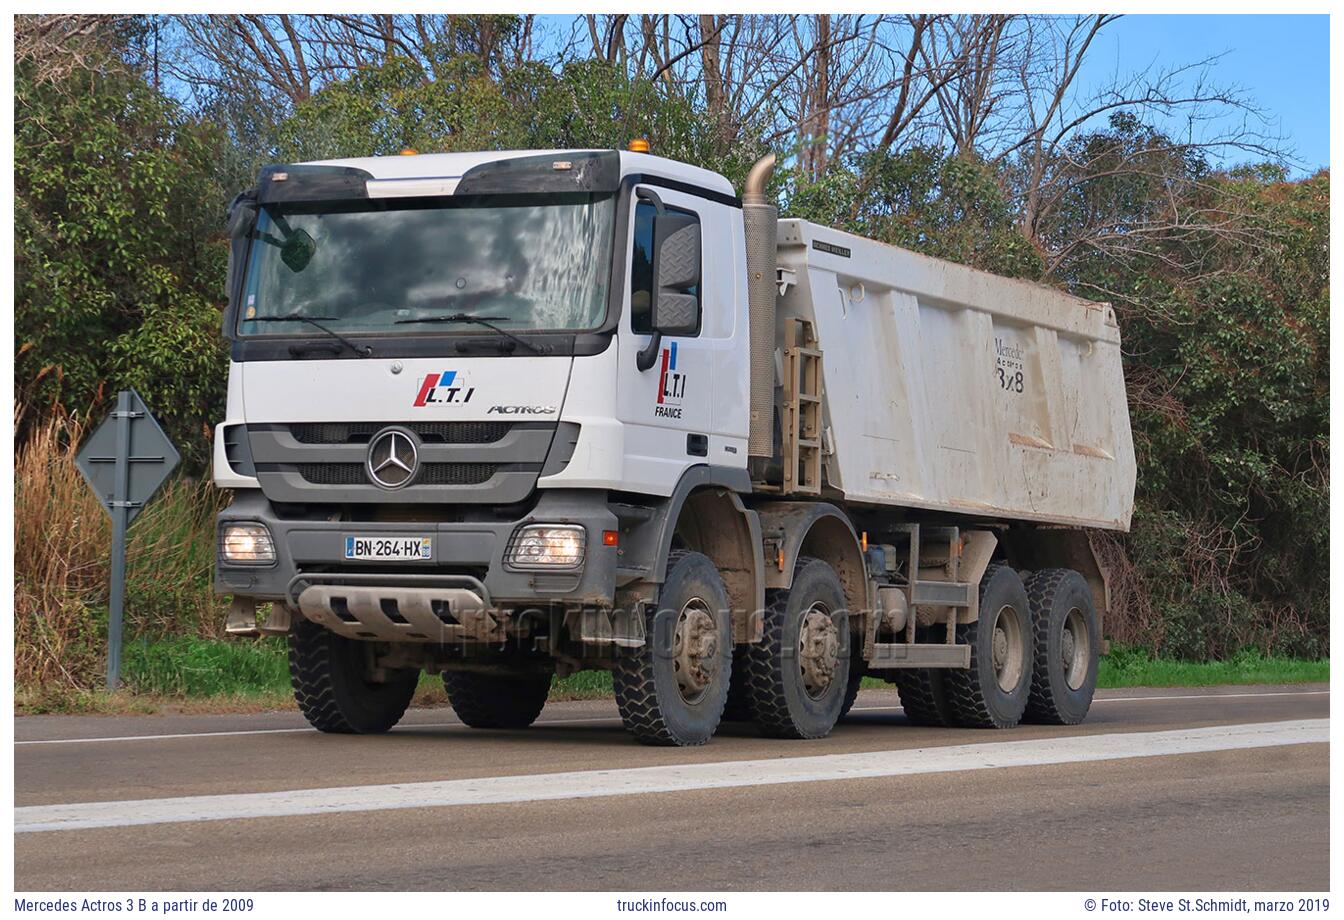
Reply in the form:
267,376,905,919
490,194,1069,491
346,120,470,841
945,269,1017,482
15,28,229,469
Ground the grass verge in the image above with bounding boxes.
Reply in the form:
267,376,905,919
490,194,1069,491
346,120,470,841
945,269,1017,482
1096,645,1329,687
13,638,1327,716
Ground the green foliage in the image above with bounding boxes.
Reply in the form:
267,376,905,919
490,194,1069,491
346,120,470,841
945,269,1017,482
1056,126,1329,658
15,46,229,469
1097,644,1328,687
124,636,290,696
277,56,762,182
785,147,1045,280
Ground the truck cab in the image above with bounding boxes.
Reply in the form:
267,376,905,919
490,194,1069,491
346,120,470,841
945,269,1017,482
217,148,748,593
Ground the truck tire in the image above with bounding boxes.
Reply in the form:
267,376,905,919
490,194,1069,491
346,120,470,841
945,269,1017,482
892,669,953,726
838,667,865,720
722,649,754,721
745,557,851,739
1023,568,1099,724
442,671,551,729
613,551,732,746
288,617,418,734
944,563,1034,728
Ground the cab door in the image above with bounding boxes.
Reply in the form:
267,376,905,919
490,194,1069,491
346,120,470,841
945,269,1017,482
615,185,739,495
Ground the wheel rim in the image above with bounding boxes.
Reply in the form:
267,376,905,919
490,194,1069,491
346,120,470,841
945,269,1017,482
1062,606,1090,690
672,597,720,704
798,603,840,700
989,603,1025,693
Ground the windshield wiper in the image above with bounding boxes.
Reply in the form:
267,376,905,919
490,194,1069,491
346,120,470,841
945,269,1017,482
250,313,372,357
395,312,550,355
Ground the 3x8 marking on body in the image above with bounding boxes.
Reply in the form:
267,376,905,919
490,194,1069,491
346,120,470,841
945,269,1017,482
14,719,1327,833
13,689,1327,747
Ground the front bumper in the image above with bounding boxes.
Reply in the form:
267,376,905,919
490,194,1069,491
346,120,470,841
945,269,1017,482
215,488,619,612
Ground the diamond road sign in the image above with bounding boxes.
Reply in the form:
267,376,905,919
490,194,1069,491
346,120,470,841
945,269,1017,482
75,389,181,689
75,389,180,526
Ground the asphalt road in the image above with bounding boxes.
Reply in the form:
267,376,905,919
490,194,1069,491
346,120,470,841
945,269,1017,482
14,684,1329,891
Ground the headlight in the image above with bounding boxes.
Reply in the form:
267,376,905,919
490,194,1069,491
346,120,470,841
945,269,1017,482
219,523,276,565
505,524,586,570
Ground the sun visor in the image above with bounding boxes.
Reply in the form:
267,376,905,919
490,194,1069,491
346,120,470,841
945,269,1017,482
256,164,374,204
454,151,620,196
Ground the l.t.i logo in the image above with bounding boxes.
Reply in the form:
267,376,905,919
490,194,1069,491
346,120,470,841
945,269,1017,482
658,342,686,405
413,370,475,406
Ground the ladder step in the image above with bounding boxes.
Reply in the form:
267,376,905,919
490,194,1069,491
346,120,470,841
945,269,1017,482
910,580,975,607
865,643,970,669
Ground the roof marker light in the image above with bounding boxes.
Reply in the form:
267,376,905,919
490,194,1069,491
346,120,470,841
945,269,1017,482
628,138,651,153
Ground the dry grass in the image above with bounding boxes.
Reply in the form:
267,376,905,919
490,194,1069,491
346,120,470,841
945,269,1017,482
15,409,228,692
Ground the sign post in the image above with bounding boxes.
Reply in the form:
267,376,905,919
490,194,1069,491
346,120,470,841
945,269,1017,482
75,389,181,689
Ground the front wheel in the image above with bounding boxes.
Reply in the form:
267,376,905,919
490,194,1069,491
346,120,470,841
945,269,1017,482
443,671,552,729
288,617,418,734
838,667,865,720
613,551,733,746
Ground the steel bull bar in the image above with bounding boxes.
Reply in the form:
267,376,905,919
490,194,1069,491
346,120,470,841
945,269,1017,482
287,573,505,643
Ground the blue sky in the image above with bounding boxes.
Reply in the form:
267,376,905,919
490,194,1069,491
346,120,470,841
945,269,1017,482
1074,15,1329,175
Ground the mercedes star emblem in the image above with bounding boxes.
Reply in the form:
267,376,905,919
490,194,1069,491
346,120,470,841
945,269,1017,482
366,427,419,489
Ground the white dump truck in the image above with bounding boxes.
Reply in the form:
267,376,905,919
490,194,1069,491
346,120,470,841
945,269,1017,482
215,145,1135,745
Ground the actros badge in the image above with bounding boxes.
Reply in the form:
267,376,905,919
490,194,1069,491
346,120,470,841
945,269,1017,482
488,405,556,415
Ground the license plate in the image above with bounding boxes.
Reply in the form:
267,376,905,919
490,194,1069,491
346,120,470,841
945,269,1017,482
343,535,433,561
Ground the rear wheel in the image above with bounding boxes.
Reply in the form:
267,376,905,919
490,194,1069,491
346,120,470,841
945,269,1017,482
288,617,418,734
745,557,851,739
722,649,754,721
442,671,552,729
892,668,953,726
1023,568,1099,724
944,563,1034,728
613,551,732,746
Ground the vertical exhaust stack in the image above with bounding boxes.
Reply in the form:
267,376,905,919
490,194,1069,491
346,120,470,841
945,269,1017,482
743,153,778,459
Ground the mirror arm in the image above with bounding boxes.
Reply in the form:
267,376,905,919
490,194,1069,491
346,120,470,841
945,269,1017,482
636,331,662,372
636,186,665,215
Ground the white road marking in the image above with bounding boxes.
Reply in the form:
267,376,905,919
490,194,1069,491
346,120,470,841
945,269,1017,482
15,719,1327,833
13,688,1327,746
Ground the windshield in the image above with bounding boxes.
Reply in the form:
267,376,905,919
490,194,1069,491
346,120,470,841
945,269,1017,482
237,194,615,337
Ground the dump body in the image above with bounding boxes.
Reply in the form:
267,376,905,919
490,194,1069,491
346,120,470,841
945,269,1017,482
775,218,1136,531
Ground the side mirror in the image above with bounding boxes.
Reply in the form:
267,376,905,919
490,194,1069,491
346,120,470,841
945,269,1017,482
224,195,258,336
650,218,701,336
228,198,257,239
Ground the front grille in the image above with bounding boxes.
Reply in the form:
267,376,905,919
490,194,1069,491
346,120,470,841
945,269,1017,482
289,422,511,445
296,463,366,485
418,463,501,485
295,463,500,487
